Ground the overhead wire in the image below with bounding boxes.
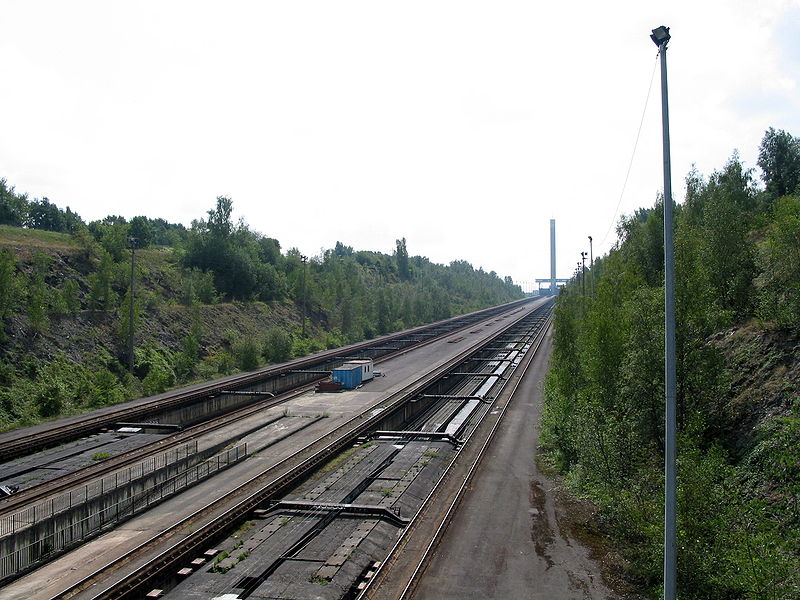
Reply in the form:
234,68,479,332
598,50,661,249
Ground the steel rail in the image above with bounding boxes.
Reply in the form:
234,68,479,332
406,314,547,436
0,300,534,515
395,314,552,600
0,386,309,516
356,307,553,600
448,316,548,442
0,301,535,520
0,307,473,517
0,299,532,463
52,301,548,600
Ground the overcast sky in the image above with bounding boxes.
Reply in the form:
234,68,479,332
2,1,799,291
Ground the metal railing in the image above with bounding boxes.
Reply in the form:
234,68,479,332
0,443,246,582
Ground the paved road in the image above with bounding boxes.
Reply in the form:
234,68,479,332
411,330,613,599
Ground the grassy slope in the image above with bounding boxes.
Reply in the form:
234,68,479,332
0,228,329,430
0,228,305,366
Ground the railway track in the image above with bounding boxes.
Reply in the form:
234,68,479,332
0,299,533,517
359,305,552,600
0,298,531,465
0,298,551,599
60,301,553,600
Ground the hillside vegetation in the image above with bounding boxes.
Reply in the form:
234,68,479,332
542,128,800,598
0,190,522,431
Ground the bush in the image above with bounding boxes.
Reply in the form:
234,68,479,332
174,331,201,381
60,279,81,313
215,352,235,376
0,250,22,333
87,370,126,408
181,267,218,305
34,378,65,418
88,250,118,310
142,363,174,396
263,327,292,363
233,337,260,371
756,196,800,326
137,343,176,395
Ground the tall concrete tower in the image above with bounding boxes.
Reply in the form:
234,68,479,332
550,219,556,294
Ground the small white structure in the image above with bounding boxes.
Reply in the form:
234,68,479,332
345,359,374,382
331,359,375,389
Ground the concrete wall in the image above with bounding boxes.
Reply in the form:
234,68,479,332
0,443,246,583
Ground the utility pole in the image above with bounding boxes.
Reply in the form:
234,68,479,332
580,252,587,297
651,24,676,600
127,237,137,374
300,255,308,338
588,236,594,298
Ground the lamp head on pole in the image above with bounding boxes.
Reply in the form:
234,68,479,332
650,26,670,47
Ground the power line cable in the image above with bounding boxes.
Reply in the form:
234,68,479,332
599,51,661,249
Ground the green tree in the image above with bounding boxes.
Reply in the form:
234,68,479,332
756,196,800,325
0,250,22,339
128,216,153,249
26,252,52,333
62,207,84,233
117,289,141,349
89,217,130,261
34,376,66,417
88,250,118,310
25,198,65,231
758,127,800,199
183,197,282,301
692,155,758,321
137,343,176,395
87,369,126,408
0,179,29,226
375,288,390,334
542,143,800,599
395,237,411,280
60,279,81,314
181,268,219,305
263,327,293,363
233,337,260,371
174,321,203,381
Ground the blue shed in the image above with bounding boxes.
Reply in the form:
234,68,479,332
331,359,374,389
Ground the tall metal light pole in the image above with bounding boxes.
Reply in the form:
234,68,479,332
588,236,594,298
300,255,308,338
651,24,676,600
580,252,587,297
